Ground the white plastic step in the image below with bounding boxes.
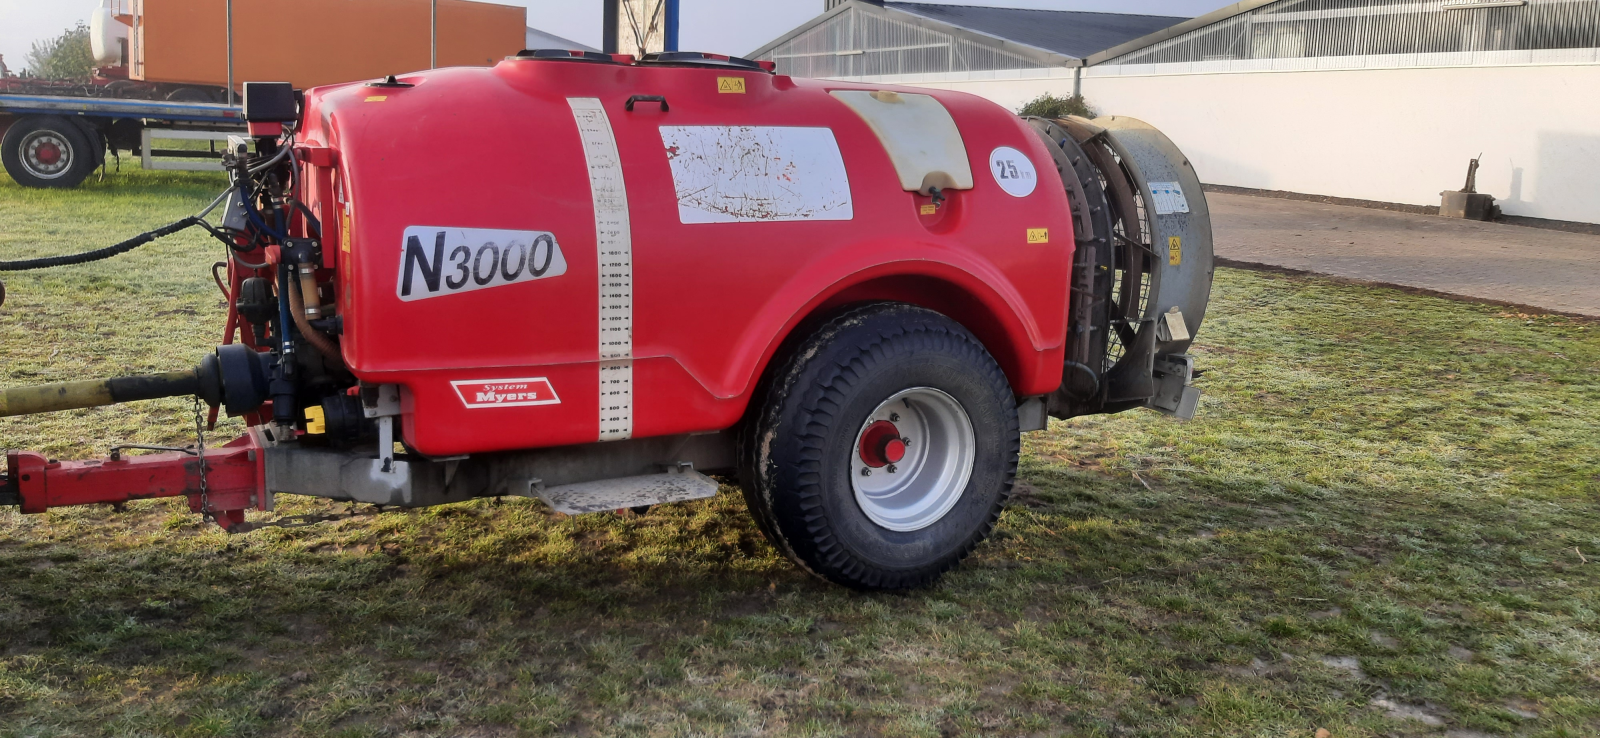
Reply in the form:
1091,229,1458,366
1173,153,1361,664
535,465,719,514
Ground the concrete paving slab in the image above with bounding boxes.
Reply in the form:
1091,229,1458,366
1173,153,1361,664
1208,192,1600,317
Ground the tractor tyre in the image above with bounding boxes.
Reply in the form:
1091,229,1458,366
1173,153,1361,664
1,115,97,189
741,302,1019,590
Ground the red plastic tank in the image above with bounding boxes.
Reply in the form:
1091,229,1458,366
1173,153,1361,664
295,53,1075,457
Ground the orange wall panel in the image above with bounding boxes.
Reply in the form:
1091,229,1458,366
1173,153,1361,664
133,0,525,90
436,0,526,69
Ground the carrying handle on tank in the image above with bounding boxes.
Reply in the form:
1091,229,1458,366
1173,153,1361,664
624,95,669,113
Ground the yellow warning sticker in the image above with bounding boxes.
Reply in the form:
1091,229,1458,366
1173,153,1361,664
717,77,746,94
1168,236,1182,265
340,209,353,253
919,203,938,216
364,95,387,103
1027,228,1049,244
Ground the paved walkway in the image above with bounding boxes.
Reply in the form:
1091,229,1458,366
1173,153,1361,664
1208,192,1600,317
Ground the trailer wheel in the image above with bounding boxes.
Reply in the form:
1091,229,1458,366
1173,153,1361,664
165,87,216,103
741,303,1018,590
1,116,97,188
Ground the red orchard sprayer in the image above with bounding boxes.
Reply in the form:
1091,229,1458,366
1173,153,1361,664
0,50,1214,590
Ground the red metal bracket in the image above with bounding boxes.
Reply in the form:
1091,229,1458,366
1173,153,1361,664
5,433,267,531
294,144,337,168
247,121,284,138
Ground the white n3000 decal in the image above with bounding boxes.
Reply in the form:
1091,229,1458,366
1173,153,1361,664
397,226,568,301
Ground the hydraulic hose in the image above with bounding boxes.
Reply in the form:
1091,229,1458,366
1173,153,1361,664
0,217,202,272
0,187,236,272
288,274,340,360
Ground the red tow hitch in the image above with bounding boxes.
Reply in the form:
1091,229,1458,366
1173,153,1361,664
4,433,268,531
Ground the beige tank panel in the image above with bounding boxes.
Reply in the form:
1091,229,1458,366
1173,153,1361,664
831,89,975,195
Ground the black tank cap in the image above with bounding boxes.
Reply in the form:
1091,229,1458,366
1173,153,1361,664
514,49,622,64
637,52,770,72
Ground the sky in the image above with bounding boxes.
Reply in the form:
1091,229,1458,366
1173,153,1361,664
0,0,1226,74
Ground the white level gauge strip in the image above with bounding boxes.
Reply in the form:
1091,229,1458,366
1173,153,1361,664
569,97,634,441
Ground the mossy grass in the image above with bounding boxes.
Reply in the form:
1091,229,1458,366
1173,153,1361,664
2,165,1597,736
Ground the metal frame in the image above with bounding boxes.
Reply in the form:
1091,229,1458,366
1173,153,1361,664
140,128,233,171
604,0,620,53
748,0,1081,73
3,427,737,532
1087,0,1600,67
226,0,234,105
6,432,269,532
665,0,680,52
0,94,244,124
1085,0,1282,66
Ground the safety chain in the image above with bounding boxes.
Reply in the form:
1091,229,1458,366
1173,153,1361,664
184,400,390,532
192,397,212,523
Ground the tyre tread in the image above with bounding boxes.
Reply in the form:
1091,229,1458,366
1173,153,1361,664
744,302,1019,591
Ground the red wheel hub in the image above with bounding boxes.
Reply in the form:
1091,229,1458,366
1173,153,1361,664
35,142,62,165
857,420,906,468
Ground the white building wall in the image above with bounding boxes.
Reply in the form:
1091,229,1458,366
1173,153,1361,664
880,62,1600,224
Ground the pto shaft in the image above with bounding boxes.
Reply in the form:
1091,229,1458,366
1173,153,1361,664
0,371,200,418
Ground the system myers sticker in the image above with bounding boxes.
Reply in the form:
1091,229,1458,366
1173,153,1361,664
989,146,1038,198
397,226,568,301
452,378,561,409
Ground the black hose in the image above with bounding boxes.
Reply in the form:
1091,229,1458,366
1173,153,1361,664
0,216,202,272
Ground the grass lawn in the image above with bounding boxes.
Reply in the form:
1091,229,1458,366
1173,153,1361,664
2,166,1598,737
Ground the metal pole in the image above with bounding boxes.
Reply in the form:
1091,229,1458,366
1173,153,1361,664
665,0,679,52
431,0,438,68
603,0,620,54
226,0,234,105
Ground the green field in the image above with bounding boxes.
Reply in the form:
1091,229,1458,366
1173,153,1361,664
2,167,1598,737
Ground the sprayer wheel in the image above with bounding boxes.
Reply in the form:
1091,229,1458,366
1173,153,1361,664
740,302,1018,591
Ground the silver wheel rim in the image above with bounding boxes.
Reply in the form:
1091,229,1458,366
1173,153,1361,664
20,130,73,180
850,387,976,532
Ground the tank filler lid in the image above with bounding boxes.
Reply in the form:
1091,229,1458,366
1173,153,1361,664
830,90,973,195
514,49,623,64
638,52,774,72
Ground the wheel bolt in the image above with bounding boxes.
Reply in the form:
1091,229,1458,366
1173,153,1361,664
860,467,871,476
902,437,911,446
889,413,900,422
886,464,897,473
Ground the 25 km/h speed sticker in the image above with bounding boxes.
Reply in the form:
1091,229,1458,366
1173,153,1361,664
989,146,1038,198
397,226,568,301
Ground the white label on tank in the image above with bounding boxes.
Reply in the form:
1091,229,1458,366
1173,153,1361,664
660,126,853,223
989,146,1038,198
452,378,561,409
395,227,567,302
1149,182,1191,215
570,97,633,442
